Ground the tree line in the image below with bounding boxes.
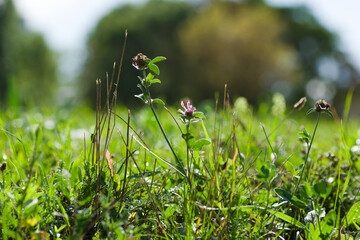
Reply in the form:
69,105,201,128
1,0,358,108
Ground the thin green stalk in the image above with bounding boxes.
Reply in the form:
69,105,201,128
186,123,190,178
142,70,189,185
294,112,320,194
149,104,187,174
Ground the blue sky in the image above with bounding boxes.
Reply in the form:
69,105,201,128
13,0,360,75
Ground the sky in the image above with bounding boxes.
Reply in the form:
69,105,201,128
13,0,360,77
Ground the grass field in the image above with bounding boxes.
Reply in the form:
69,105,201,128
1,54,360,239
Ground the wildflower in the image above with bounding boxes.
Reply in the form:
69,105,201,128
314,99,331,112
306,98,333,118
179,101,196,117
178,100,205,124
132,53,149,70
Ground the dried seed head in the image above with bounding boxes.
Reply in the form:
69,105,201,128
294,97,307,111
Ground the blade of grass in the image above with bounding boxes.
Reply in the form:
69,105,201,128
131,133,186,178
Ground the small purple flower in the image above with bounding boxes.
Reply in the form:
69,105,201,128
179,101,196,117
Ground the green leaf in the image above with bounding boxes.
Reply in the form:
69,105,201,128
306,108,315,115
267,209,311,233
341,170,352,199
137,76,144,82
182,133,210,151
324,109,334,118
193,112,206,119
148,64,160,75
150,79,161,85
136,83,146,93
113,174,121,192
274,188,307,209
191,139,211,151
346,202,360,226
309,210,336,239
135,93,147,103
299,183,315,200
164,206,176,218
151,98,165,105
256,165,270,181
256,162,276,182
299,128,311,143
182,133,195,142
113,174,121,185
150,56,166,64
146,72,154,81
274,188,293,202
313,179,332,199
291,196,307,209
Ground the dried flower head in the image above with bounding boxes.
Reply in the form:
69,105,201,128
179,101,196,117
294,97,307,111
132,53,149,70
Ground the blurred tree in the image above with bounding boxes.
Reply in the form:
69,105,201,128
178,1,300,103
276,6,359,102
81,0,194,107
0,0,57,107
82,0,358,107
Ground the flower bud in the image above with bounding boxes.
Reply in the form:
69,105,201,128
132,53,149,70
314,99,331,112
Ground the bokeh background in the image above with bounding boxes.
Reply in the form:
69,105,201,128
1,0,360,114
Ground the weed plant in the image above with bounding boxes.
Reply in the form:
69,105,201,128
1,41,360,239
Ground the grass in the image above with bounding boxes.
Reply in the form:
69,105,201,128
1,95,360,239
1,49,360,239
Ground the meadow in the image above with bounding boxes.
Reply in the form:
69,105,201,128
1,54,360,239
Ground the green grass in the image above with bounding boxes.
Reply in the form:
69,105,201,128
1,49,359,239
1,97,360,239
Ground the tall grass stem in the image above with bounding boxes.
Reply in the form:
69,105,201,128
293,112,320,194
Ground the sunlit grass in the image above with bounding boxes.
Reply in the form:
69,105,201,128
1,96,360,239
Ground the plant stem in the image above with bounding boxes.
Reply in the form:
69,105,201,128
294,112,320,194
149,104,190,185
186,123,190,179
142,70,189,185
